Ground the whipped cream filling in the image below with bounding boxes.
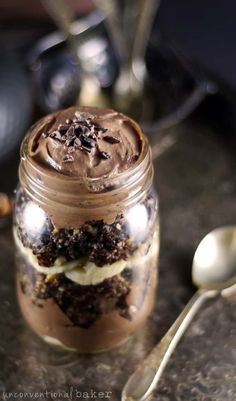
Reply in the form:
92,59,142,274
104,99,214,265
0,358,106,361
14,228,159,285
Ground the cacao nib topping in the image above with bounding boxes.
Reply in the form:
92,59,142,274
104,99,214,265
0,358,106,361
45,111,125,163
82,146,92,153
62,155,74,163
99,151,111,160
50,130,65,141
58,124,70,134
74,138,82,148
80,134,96,148
103,135,120,144
99,127,108,133
46,111,110,156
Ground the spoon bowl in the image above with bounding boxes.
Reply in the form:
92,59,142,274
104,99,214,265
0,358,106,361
193,226,236,290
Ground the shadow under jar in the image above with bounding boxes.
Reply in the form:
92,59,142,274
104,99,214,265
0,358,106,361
14,106,159,353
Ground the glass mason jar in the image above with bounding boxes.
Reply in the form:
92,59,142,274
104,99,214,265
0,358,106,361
14,111,159,353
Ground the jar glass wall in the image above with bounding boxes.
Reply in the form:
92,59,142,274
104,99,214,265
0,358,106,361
14,107,159,353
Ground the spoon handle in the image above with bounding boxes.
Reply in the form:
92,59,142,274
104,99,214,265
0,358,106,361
122,288,218,401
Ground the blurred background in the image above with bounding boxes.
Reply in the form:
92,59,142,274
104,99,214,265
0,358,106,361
2,3,236,398
0,0,236,194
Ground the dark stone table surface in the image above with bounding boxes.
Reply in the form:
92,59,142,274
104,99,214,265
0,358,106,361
0,118,236,400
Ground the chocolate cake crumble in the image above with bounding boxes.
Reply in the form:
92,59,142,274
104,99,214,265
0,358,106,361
15,187,155,267
18,253,133,329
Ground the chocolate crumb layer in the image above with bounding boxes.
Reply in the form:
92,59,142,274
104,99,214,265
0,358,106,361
17,220,132,268
14,188,156,267
18,253,133,328
28,106,143,179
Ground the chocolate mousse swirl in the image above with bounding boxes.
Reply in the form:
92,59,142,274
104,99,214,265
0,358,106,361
29,107,143,179
19,107,152,228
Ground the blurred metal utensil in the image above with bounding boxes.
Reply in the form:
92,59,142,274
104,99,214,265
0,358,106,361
94,0,160,117
93,0,124,61
41,0,80,61
41,0,106,107
29,11,119,112
130,0,161,92
0,51,32,162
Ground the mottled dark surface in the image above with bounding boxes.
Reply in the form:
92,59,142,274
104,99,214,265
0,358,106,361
1,119,236,400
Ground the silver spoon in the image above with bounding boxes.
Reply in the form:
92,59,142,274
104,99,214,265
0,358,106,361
122,226,236,401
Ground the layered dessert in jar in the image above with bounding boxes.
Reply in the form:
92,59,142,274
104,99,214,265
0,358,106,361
14,106,159,353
